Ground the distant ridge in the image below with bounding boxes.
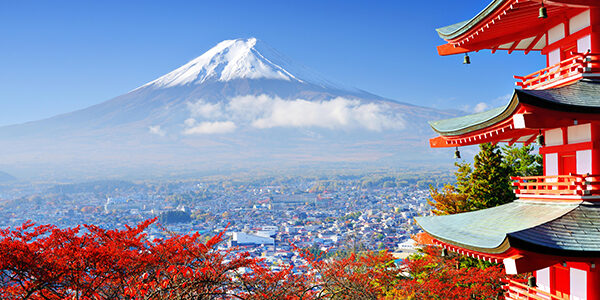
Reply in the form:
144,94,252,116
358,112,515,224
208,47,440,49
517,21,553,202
0,38,458,180
0,171,16,182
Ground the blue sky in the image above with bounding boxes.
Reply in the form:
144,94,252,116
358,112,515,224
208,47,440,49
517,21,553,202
0,0,545,126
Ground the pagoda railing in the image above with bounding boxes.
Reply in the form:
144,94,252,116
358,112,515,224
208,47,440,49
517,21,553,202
512,174,600,197
502,278,569,300
514,52,600,90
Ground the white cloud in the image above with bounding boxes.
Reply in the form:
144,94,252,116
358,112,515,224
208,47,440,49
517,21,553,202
148,125,166,136
182,95,405,134
183,120,237,135
473,102,489,113
463,94,512,113
184,118,196,127
187,100,223,119
229,95,404,131
492,93,512,105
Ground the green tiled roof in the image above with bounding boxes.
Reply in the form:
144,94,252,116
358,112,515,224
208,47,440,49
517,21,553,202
516,79,600,112
510,203,600,256
429,79,600,136
436,0,506,40
428,104,513,136
416,200,579,254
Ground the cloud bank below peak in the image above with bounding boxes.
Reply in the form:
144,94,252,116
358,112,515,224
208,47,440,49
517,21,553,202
179,95,405,135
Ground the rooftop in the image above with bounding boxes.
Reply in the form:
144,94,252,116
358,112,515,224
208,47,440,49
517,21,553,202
417,200,600,256
429,78,600,147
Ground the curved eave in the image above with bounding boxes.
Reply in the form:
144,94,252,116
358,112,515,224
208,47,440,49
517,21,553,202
425,227,513,255
435,0,593,56
429,93,519,137
415,200,580,255
436,0,506,40
430,79,600,144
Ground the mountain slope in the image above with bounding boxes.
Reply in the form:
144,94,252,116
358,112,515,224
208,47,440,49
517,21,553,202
0,38,458,180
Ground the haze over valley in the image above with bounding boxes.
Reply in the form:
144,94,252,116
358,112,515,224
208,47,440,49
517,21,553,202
0,38,458,181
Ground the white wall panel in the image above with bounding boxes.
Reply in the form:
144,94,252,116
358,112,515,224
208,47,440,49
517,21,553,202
570,10,591,34
549,49,561,68
568,124,591,144
545,128,563,146
570,268,587,300
546,153,558,176
536,267,551,293
577,150,592,175
548,24,565,44
578,35,592,53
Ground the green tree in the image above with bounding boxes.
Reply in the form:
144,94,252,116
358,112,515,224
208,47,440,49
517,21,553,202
430,143,539,215
468,142,514,210
502,144,543,177
428,185,469,215
454,161,472,195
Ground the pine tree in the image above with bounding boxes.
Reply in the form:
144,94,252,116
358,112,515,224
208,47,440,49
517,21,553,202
454,161,472,195
502,144,543,177
429,143,540,215
468,142,514,210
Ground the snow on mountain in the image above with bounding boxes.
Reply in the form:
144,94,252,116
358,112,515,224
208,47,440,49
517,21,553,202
141,38,347,90
0,38,459,180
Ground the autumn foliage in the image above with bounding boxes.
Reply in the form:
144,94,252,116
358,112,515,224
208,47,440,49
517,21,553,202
0,218,506,299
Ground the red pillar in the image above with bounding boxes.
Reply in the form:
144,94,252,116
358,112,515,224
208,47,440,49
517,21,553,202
588,262,600,300
591,123,600,175
590,8,600,71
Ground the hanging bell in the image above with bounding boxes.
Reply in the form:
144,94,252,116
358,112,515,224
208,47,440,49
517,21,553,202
441,248,448,257
536,133,545,146
539,4,548,19
463,53,470,64
528,276,537,287
454,147,461,159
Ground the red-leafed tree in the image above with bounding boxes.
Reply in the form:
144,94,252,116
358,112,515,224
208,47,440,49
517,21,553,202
387,245,506,300
0,218,508,299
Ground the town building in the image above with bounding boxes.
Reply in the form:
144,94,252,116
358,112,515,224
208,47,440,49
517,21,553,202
416,1,600,299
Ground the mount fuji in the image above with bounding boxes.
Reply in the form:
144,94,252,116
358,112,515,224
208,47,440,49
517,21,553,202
0,38,458,180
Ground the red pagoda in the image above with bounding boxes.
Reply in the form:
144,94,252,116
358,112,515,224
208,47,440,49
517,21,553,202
416,1,600,299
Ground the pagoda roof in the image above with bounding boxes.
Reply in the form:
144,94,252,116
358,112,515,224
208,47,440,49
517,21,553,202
435,0,593,56
510,203,600,256
430,103,514,137
517,78,600,112
430,79,600,139
416,200,600,256
436,0,505,40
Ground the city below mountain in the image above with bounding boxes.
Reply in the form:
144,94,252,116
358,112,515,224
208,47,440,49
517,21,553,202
0,38,458,180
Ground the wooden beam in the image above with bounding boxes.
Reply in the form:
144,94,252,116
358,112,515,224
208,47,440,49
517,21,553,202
524,134,538,146
525,34,544,54
508,39,521,54
437,43,474,56
513,112,585,129
503,254,559,275
545,0,600,8
450,24,548,54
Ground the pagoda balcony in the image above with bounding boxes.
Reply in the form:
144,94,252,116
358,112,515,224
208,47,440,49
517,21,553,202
512,174,600,200
502,278,569,300
514,52,600,90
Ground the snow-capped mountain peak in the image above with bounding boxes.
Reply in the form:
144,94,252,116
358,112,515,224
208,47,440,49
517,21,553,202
139,38,356,92
144,38,308,88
